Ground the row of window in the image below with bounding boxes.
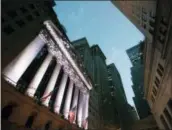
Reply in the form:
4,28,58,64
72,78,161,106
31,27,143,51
160,99,172,130
2,103,55,130
158,16,168,45
2,3,36,23
3,12,41,35
2,2,44,36
151,63,164,103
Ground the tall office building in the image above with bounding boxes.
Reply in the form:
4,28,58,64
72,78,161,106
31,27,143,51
126,43,151,119
72,38,100,130
107,63,138,130
107,63,127,104
107,63,125,129
111,1,157,42
90,45,109,127
2,1,92,130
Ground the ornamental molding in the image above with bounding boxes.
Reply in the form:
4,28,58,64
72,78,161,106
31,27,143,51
39,29,87,93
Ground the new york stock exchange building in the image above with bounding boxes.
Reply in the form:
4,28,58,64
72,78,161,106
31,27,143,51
2,20,92,130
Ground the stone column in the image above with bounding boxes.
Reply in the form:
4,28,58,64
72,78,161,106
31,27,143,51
81,94,87,123
83,93,89,129
25,53,53,97
63,80,74,119
41,63,62,107
71,87,79,123
77,92,85,127
54,73,68,114
3,35,45,86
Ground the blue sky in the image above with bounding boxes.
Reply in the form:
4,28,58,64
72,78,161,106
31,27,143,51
53,1,144,106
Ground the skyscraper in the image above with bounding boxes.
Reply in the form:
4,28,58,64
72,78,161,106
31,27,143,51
90,45,109,128
126,43,151,119
107,63,127,104
107,63,138,130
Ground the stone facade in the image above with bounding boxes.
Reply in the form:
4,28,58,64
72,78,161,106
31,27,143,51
143,0,172,129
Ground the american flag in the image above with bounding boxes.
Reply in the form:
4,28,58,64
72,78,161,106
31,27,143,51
69,106,77,123
82,117,88,129
41,91,53,102
40,87,59,102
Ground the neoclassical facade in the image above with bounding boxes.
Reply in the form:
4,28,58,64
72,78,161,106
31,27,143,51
2,20,92,130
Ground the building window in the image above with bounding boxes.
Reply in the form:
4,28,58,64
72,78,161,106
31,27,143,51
25,112,37,128
161,16,168,27
157,68,163,77
155,77,160,84
154,80,159,88
149,20,155,28
44,121,52,130
158,63,164,72
20,6,28,14
26,15,34,21
142,23,146,29
163,108,172,127
158,35,165,44
1,103,17,120
167,99,172,113
160,115,170,130
29,4,35,9
150,10,156,19
151,95,155,103
3,25,14,35
33,11,40,17
16,20,25,27
149,28,154,35
159,26,167,36
152,87,157,96
142,7,147,14
7,10,17,18
142,14,147,22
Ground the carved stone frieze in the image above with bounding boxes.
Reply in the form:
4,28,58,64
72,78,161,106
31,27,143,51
39,29,88,93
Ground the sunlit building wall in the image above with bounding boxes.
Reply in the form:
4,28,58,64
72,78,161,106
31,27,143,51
143,1,172,129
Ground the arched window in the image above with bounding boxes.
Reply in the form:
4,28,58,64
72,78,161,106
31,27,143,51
44,121,52,130
1,102,17,120
25,112,37,128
